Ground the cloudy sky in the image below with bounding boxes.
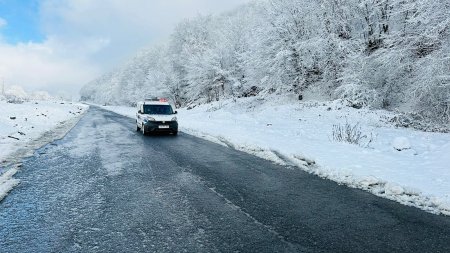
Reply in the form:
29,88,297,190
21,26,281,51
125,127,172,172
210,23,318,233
0,0,250,96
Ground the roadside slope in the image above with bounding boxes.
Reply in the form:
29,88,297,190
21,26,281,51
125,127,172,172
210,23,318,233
0,100,88,201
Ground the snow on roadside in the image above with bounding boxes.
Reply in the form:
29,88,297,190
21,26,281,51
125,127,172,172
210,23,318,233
98,97,450,216
0,166,19,201
0,100,88,201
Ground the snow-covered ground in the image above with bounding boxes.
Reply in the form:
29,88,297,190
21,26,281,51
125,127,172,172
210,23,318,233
100,96,450,216
0,100,88,200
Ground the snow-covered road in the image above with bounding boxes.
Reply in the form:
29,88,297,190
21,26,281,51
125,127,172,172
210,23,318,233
1,106,449,252
101,96,450,215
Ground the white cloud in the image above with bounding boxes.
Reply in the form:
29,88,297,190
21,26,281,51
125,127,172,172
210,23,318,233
0,0,251,96
0,39,101,97
39,0,252,66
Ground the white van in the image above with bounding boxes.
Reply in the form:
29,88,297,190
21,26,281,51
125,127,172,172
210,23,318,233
136,98,178,135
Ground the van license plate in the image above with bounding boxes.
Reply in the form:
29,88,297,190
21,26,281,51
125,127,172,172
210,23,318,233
159,125,169,129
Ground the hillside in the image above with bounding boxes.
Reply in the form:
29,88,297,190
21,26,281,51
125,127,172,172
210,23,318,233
80,0,450,128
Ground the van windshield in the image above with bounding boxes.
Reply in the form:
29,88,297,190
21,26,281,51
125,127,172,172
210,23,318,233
143,105,173,115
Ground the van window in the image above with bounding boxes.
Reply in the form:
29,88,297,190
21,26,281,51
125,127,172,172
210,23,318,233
143,105,173,115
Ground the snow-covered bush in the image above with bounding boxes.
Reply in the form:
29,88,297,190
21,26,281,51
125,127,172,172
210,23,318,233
410,50,450,125
334,82,379,109
30,91,53,101
392,137,411,151
4,85,29,104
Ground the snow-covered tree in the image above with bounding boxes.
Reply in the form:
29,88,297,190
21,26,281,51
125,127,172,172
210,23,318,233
80,0,450,126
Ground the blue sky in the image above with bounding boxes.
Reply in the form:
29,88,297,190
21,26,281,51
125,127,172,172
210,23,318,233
0,0,45,44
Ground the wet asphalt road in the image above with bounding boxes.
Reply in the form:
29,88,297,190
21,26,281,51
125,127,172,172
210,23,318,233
1,106,449,253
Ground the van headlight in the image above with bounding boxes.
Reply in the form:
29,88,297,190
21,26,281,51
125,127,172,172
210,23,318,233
144,117,156,123
171,117,177,121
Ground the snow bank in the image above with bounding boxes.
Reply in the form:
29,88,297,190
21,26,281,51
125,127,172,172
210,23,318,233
99,97,450,216
0,100,88,200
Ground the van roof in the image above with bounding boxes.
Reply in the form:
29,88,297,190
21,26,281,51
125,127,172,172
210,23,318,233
138,101,170,106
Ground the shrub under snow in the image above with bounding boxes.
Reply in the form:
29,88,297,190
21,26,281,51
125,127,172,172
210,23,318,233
332,122,374,147
392,137,411,151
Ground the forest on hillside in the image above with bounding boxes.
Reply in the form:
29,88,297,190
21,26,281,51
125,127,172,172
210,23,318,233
80,0,450,125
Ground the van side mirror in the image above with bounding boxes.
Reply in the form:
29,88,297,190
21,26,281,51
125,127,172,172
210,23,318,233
138,110,142,114
174,111,178,114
